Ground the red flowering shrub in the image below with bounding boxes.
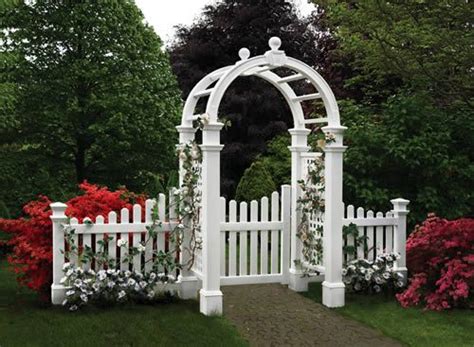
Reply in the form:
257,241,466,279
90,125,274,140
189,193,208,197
396,214,474,310
0,182,145,300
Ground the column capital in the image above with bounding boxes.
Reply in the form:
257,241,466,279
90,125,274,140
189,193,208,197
288,145,310,153
200,144,224,152
203,122,224,132
176,125,197,134
50,202,67,220
391,198,410,214
322,125,347,134
324,146,347,154
288,128,311,136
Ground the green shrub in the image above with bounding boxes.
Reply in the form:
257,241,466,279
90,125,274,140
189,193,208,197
235,162,276,202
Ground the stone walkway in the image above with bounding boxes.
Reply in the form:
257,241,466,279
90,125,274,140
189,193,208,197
222,284,402,347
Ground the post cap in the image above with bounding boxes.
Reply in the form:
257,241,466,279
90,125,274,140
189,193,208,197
50,202,67,217
391,198,410,211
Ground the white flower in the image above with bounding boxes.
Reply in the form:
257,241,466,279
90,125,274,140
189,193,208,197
107,281,115,288
382,272,391,279
147,291,154,299
139,281,147,288
117,239,128,247
80,294,88,302
66,269,74,277
69,305,78,311
62,262,71,270
60,276,67,284
137,244,146,253
127,278,136,286
341,268,347,276
199,113,210,125
107,269,114,275
66,290,75,297
118,290,126,299
125,270,132,277
364,273,371,281
134,284,140,291
98,270,107,281
396,280,405,288
74,279,82,287
177,224,185,229
62,299,68,306
92,283,100,291
149,272,156,281
87,269,96,276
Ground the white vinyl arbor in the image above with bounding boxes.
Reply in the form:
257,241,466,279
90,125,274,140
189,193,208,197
177,37,347,315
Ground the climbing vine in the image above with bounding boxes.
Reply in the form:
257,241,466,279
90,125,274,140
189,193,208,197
295,131,335,274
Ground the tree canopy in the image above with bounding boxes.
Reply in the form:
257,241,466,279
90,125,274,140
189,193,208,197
0,0,182,215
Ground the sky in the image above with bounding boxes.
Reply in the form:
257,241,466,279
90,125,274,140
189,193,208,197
135,0,316,45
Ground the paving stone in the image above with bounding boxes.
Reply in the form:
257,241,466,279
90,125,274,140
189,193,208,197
222,284,402,347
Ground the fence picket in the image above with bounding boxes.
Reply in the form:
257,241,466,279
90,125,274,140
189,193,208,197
144,199,154,272
119,208,129,271
356,207,365,259
68,218,79,267
156,194,166,268
94,215,105,271
229,200,237,276
260,197,269,275
366,210,374,261
250,200,258,275
107,212,117,268
270,191,279,274
132,205,142,272
220,197,226,276
239,202,248,276
376,212,384,255
385,211,393,253
346,205,355,262
168,191,177,278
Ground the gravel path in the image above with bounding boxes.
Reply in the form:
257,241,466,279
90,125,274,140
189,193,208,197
222,284,402,347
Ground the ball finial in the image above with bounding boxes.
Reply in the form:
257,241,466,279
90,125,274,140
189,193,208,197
268,37,281,51
238,48,250,61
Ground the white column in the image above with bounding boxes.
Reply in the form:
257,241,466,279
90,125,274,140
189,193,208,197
322,125,347,308
391,198,409,283
175,125,200,299
199,122,224,315
50,202,68,305
288,128,310,292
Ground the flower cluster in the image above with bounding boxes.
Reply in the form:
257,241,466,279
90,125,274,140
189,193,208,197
0,182,145,299
396,215,473,310
61,263,176,311
343,253,405,294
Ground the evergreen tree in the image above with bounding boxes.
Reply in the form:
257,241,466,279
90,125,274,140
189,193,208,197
235,161,276,202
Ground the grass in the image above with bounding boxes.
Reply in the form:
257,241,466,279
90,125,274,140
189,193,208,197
0,260,247,347
304,283,474,347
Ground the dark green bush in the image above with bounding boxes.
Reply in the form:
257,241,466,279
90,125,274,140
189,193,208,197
235,162,277,202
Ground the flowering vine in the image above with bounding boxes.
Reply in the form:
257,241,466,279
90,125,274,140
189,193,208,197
295,131,334,274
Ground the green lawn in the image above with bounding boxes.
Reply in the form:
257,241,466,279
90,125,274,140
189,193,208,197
0,260,247,347
304,283,474,347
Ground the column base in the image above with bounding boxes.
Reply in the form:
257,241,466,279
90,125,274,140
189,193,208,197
288,269,309,292
199,289,223,316
178,275,199,299
322,281,345,308
51,284,67,305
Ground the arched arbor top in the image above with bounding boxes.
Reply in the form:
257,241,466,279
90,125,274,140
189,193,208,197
180,37,341,130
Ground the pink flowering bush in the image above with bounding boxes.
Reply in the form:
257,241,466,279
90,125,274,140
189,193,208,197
396,214,474,310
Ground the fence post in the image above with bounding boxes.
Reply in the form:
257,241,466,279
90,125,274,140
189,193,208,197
288,128,310,292
199,122,224,315
176,125,199,299
391,198,409,283
50,202,68,305
281,185,291,284
322,125,347,308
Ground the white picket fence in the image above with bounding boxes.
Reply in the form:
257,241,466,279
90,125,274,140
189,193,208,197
218,185,291,285
50,192,181,303
305,201,408,274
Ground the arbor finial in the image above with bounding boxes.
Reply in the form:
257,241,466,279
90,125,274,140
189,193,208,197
268,37,281,51
238,48,250,61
